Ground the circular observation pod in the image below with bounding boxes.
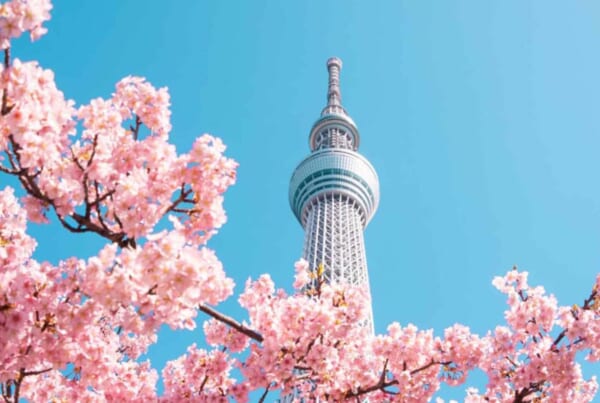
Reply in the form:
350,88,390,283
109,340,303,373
289,149,380,228
309,114,359,152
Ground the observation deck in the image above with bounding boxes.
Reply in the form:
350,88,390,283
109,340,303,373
289,57,380,229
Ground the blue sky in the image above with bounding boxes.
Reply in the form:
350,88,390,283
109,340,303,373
9,1,600,398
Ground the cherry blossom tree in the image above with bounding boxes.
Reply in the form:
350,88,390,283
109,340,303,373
0,1,598,401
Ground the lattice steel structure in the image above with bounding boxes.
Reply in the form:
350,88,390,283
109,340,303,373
289,57,380,330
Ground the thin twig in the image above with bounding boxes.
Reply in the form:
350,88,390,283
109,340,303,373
258,384,271,403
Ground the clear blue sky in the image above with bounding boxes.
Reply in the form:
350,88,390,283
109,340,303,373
10,1,600,398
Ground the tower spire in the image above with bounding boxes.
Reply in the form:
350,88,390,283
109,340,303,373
321,57,348,117
326,57,342,107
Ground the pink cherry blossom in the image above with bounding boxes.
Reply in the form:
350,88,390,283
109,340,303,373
0,0,51,48
0,1,599,401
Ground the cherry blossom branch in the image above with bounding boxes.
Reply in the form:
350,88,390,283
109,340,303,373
4,135,137,247
342,358,454,399
294,334,320,364
514,286,598,400
0,164,21,174
343,359,397,399
198,375,209,392
165,184,194,215
514,381,545,403
2,128,207,249
200,289,458,401
130,115,142,140
551,287,597,352
1,48,12,116
258,384,271,403
198,303,263,343
582,288,598,310
3,367,52,403
411,359,453,376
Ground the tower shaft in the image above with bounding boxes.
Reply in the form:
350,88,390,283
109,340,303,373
303,193,373,327
303,194,368,285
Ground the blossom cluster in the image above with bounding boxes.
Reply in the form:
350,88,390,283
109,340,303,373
162,344,244,402
158,264,600,402
0,188,160,401
0,0,51,48
0,187,35,266
0,191,235,400
467,270,599,402
161,266,482,401
82,231,234,335
1,23,236,245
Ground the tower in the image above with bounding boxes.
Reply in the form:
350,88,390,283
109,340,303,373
289,57,380,330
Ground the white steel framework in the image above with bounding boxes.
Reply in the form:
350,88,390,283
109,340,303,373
303,194,368,286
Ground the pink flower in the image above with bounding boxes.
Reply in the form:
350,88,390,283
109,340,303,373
293,258,310,290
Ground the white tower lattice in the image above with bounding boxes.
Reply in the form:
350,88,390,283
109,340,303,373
289,57,380,330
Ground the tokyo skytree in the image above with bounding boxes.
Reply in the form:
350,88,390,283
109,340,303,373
289,57,380,330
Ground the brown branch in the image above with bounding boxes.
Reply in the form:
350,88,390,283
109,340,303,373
90,182,110,230
552,288,597,352
551,330,566,351
518,289,528,302
70,147,85,172
171,207,196,214
0,163,20,174
0,366,52,403
3,133,137,247
343,358,452,400
198,375,209,392
410,359,451,376
12,367,53,403
22,368,52,377
5,147,18,171
514,381,544,403
295,334,320,363
582,290,597,310
258,384,271,403
199,303,263,343
1,48,12,117
7,137,23,172
87,134,99,168
91,187,115,207
56,214,86,233
146,284,158,295
130,115,142,140
165,184,193,214
505,356,518,368
344,359,398,399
